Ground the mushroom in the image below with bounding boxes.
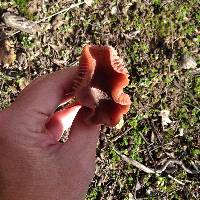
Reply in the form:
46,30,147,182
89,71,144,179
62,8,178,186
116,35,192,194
73,45,131,126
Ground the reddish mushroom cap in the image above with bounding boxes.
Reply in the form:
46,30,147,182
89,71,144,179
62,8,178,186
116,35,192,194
73,45,131,126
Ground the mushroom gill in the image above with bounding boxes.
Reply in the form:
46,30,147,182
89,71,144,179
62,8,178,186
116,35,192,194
73,45,131,126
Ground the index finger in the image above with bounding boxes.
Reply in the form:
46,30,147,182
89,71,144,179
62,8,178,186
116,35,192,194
10,67,78,118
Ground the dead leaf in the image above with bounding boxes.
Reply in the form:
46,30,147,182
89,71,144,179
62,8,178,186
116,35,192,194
51,15,64,31
18,77,30,90
159,110,172,129
151,132,156,143
0,40,16,65
85,0,93,6
128,193,134,200
115,118,124,129
53,59,67,66
111,6,117,15
27,0,41,15
135,181,142,191
2,12,40,34
180,55,197,69
179,128,184,137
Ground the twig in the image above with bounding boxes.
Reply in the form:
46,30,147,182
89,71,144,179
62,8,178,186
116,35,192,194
174,80,200,107
134,171,139,199
113,148,155,173
139,141,173,154
1,2,84,41
113,147,199,174
138,131,149,145
35,2,85,24
155,159,197,174
167,175,185,185
41,0,45,11
191,161,199,172
0,80,5,90
184,101,200,111
112,127,132,142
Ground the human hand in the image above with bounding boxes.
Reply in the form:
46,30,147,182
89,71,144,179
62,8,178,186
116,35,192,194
0,67,100,200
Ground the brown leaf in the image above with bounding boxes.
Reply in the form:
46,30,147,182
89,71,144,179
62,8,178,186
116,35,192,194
180,55,197,69
18,77,30,90
51,15,64,31
2,12,40,34
27,0,41,15
0,40,16,65
85,0,93,6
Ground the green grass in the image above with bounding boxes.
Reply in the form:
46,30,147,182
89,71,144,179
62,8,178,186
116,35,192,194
19,34,35,48
194,77,200,98
14,0,29,13
86,186,103,200
13,0,33,18
0,0,200,199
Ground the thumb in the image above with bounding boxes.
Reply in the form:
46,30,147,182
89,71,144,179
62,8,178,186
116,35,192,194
7,67,78,130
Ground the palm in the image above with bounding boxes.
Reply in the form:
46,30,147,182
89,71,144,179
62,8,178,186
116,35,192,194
0,68,100,200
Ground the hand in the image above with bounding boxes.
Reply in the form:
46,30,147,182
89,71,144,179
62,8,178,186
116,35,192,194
0,67,100,200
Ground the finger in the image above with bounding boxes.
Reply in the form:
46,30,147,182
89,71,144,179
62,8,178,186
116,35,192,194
46,103,81,142
9,67,78,123
54,108,100,200
59,107,101,159
58,93,74,107
57,108,100,196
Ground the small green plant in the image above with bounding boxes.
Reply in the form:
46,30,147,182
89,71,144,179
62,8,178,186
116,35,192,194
191,148,200,156
177,107,190,128
14,0,29,15
110,148,120,164
156,18,171,38
177,5,188,22
157,176,167,192
19,34,34,48
86,186,103,200
153,0,161,6
194,77,200,98
128,116,145,162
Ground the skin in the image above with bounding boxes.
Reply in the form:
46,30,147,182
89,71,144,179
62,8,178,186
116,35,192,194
0,67,100,200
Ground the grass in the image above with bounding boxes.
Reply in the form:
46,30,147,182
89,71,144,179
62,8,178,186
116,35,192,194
0,0,200,199
14,0,29,14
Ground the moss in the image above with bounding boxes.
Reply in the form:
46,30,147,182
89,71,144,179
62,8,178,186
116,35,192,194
14,0,30,16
